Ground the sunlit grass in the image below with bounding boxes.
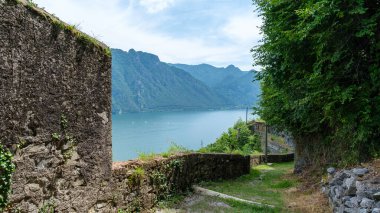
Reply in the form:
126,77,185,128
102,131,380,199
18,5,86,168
199,162,296,208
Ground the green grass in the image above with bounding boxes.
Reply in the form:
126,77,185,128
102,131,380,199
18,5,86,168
157,193,188,209
161,143,191,157
159,194,278,213
269,134,286,145
137,152,158,161
138,143,191,161
199,162,296,209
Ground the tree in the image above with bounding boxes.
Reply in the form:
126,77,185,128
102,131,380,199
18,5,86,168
253,0,380,172
201,119,261,155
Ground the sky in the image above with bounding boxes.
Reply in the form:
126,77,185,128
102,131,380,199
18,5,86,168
33,0,262,70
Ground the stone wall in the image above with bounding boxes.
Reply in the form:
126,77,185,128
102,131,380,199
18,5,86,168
322,163,380,213
109,153,251,212
1,1,112,212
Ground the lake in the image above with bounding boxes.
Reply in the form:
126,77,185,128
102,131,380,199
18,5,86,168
112,109,256,161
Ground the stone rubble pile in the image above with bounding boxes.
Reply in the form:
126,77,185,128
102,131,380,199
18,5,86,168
323,167,380,213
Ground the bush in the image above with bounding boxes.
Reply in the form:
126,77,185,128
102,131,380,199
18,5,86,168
200,119,261,155
253,0,380,167
0,145,15,210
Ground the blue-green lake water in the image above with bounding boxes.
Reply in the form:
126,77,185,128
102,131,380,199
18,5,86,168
112,109,255,161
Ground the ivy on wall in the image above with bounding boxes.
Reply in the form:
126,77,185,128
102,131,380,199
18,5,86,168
0,144,15,210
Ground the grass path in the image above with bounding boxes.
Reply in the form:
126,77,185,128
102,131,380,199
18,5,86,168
199,162,295,208
157,162,330,212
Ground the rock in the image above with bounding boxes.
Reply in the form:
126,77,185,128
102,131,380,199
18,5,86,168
373,208,380,213
322,186,328,195
344,207,359,213
331,171,351,185
373,192,380,201
360,198,375,208
353,168,369,177
349,196,360,208
342,196,352,202
328,167,336,175
345,176,357,195
345,200,355,208
376,201,380,208
359,209,368,213
335,186,345,199
344,170,354,178
356,181,367,193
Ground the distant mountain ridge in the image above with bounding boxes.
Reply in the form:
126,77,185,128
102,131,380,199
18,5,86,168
170,63,260,107
112,48,260,113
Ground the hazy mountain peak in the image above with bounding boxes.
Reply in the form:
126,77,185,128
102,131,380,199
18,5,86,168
111,48,227,113
127,49,160,63
226,64,241,71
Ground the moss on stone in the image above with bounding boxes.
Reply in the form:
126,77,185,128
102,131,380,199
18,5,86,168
13,0,111,58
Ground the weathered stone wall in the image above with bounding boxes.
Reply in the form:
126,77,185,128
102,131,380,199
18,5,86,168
322,163,380,213
108,154,251,212
0,1,112,212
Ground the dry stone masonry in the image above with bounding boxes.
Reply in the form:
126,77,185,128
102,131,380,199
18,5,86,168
323,166,380,213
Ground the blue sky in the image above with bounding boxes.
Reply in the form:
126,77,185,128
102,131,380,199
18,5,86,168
34,0,262,70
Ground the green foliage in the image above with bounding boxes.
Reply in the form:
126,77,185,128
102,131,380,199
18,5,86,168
128,167,145,186
38,200,56,213
50,114,77,162
200,119,261,155
167,159,184,169
0,145,15,211
137,152,157,161
149,170,169,200
253,0,380,163
138,143,190,160
51,133,60,141
26,0,37,8
60,114,68,130
161,142,191,158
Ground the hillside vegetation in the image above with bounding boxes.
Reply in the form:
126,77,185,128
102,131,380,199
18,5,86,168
199,119,262,155
112,49,261,113
112,49,226,113
253,0,380,171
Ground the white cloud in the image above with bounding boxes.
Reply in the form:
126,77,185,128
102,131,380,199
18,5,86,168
139,0,175,13
33,0,261,70
222,13,262,43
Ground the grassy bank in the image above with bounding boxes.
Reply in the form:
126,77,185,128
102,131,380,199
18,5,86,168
200,162,295,209
157,161,330,212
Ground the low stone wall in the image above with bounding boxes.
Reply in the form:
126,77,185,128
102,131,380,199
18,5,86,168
108,153,250,212
322,165,380,213
250,153,294,166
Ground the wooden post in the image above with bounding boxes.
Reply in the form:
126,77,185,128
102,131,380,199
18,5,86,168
245,107,248,124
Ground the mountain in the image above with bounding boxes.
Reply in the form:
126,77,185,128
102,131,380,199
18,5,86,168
112,49,228,113
170,64,260,107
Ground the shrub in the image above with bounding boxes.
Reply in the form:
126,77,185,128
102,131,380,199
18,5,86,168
201,119,261,155
0,145,15,210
